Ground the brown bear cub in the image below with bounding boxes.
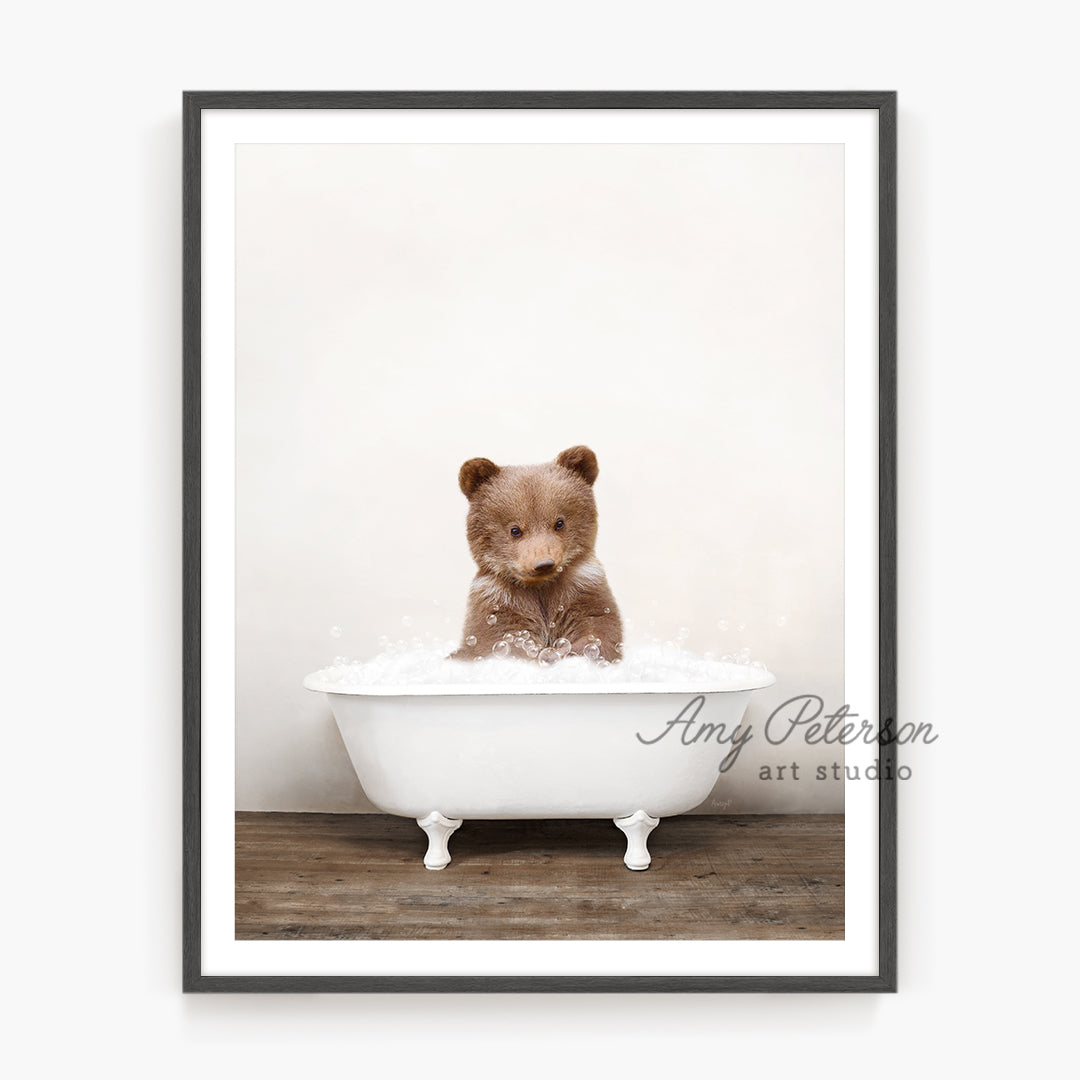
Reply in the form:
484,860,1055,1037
451,446,622,663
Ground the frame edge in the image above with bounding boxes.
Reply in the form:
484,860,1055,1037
180,89,899,993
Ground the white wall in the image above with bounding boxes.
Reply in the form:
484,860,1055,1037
4,0,1077,1075
234,141,846,813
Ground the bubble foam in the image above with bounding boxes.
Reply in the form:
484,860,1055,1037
303,641,774,695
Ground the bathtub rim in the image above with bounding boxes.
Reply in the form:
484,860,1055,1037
302,671,776,697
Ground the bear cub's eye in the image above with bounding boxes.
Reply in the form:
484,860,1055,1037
554,518,565,531
510,526,522,538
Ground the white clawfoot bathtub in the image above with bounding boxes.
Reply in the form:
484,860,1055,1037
303,673,774,870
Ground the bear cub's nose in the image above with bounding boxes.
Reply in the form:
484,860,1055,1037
533,559,556,574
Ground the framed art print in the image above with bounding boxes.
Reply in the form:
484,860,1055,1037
183,91,897,992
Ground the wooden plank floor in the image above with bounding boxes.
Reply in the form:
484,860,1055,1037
236,812,844,941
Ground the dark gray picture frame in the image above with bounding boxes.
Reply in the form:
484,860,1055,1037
182,90,897,993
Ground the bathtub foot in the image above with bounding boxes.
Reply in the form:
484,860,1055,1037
417,811,463,870
614,810,660,870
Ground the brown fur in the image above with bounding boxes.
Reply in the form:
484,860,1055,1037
451,446,623,662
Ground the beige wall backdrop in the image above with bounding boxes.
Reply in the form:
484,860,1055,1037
235,142,846,813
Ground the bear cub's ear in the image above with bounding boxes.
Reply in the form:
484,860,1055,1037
459,457,502,498
556,445,599,486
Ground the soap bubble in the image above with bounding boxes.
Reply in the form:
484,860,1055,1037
583,643,601,662
402,615,413,628
492,641,510,657
503,632,515,642
548,621,556,629
537,647,559,667
662,641,681,661
716,620,729,631
615,642,624,654
525,642,540,657
330,626,343,639
557,605,564,612
309,641,775,693
604,608,611,614
465,635,477,647
776,615,788,627
737,622,746,632
486,614,498,626
556,565,564,573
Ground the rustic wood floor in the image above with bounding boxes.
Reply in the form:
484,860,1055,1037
235,812,844,941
